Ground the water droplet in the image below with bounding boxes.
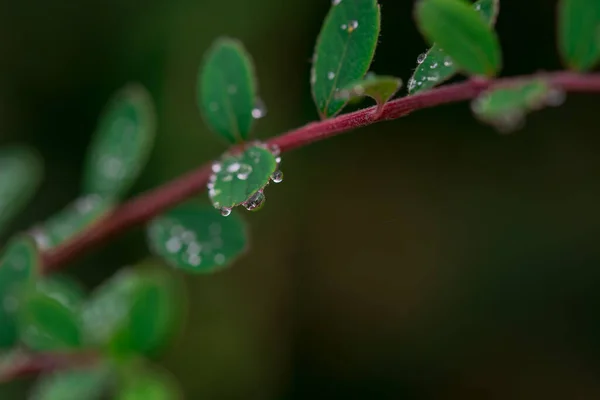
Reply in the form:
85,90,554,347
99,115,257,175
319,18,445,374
209,102,219,112
187,242,202,254
417,53,427,64
244,190,265,211
220,207,232,217
408,78,416,92
214,253,226,265
228,85,237,94
443,57,453,67
347,20,359,33
252,98,267,119
332,0,341,5
236,164,253,180
222,174,233,182
211,163,222,173
270,144,281,156
166,237,182,253
430,62,438,69
181,230,196,244
188,254,202,266
475,4,481,10
271,170,283,183
341,24,348,30
327,71,336,80
426,73,440,82
226,162,241,173
275,156,282,164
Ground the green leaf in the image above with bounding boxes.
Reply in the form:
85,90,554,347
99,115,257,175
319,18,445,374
471,79,565,133
0,236,40,348
147,203,248,273
409,0,499,95
311,0,381,118
30,364,111,400
82,268,182,356
116,363,181,400
558,0,600,71
335,74,402,116
18,275,85,351
199,37,259,144
415,0,502,77
83,84,156,199
30,195,114,251
0,145,43,234
208,144,281,212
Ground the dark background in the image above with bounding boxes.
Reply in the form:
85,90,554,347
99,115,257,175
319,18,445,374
2,0,600,398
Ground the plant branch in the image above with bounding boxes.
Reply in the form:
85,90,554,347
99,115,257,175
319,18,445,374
0,351,98,382
41,71,600,272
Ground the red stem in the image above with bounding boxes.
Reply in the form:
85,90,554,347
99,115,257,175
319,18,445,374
0,351,98,382
41,72,600,271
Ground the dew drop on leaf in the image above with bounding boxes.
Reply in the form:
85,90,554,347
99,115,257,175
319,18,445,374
251,98,267,119
417,53,427,64
220,207,232,217
271,170,284,184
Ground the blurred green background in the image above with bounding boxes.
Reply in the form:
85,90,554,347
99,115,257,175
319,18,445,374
2,0,600,398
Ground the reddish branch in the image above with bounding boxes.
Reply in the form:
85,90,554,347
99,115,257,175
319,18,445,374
0,351,97,382
41,71,600,272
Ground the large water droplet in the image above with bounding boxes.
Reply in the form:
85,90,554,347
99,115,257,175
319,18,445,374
417,53,427,64
220,207,232,217
271,170,283,183
244,190,265,211
236,164,253,180
252,98,267,119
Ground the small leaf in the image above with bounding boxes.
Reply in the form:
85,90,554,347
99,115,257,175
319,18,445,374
471,79,566,133
409,0,499,95
0,236,40,349
415,0,502,77
18,275,85,351
311,0,381,118
0,145,43,234
29,364,111,400
208,144,281,212
335,74,402,116
83,84,156,199
116,363,181,400
199,37,258,144
82,267,182,356
558,0,600,71
30,195,114,251
147,203,248,273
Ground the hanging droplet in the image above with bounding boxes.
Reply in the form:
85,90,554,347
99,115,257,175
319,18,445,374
271,170,284,183
252,98,267,119
327,71,336,80
244,190,265,212
417,53,427,64
220,207,232,217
